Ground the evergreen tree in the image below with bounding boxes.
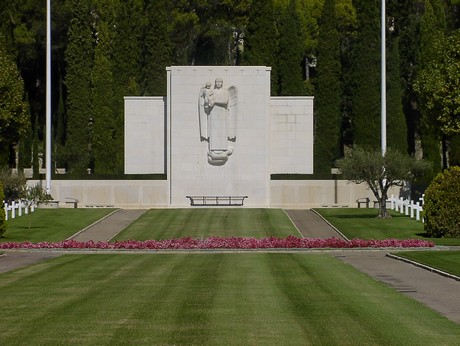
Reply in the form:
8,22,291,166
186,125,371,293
242,0,279,95
350,0,381,150
0,33,29,166
416,0,447,171
277,0,306,96
91,0,118,174
142,0,172,96
386,37,408,153
314,0,342,175
64,0,93,174
111,0,144,172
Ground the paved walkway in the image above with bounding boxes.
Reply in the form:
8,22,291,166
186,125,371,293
69,209,146,242
1,208,459,324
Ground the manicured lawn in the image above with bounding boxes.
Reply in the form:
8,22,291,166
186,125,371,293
1,209,115,242
0,253,458,345
315,208,460,246
113,208,299,241
393,250,460,277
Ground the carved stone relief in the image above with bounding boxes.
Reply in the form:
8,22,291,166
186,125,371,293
198,78,238,165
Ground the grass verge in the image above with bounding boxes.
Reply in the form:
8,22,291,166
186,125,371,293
113,208,299,241
1,209,115,242
0,253,458,345
314,208,460,246
392,250,460,277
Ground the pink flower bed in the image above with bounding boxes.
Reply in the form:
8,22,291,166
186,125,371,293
0,236,434,250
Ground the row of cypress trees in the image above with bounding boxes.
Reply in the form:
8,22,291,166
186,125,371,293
1,0,459,177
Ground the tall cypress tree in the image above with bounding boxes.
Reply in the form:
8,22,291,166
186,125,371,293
111,0,143,172
91,0,118,174
141,0,172,96
314,0,342,175
386,37,408,153
242,0,279,95
64,0,93,174
277,0,306,96
350,0,381,149
416,0,447,171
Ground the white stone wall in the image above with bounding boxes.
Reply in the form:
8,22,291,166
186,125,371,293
124,97,166,174
168,66,271,207
270,180,402,209
35,180,169,209
30,179,401,210
270,97,314,174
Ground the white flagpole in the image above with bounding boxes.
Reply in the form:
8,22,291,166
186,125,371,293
381,0,387,156
46,0,52,193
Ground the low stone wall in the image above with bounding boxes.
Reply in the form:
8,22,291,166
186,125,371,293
27,179,401,209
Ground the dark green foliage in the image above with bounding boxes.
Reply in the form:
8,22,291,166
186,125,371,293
424,166,460,238
0,33,29,166
141,0,172,95
336,147,431,218
242,0,279,95
64,0,93,174
0,167,26,202
350,0,381,149
386,38,407,153
314,0,341,175
0,182,5,237
276,1,306,96
91,1,117,175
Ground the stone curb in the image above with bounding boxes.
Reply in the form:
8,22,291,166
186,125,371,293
386,253,460,282
66,209,120,240
310,209,350,241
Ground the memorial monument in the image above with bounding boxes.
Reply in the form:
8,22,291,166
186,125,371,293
125,66,313,207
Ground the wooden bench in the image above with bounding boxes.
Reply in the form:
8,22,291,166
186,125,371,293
356,197,370,208
186,196,248,206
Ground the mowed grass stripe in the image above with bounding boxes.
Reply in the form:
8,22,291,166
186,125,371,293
1,254,459,345
113,208,298,240
2,208,115,242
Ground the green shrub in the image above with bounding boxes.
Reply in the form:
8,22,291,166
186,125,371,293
0,183,6,237
424,166,460,238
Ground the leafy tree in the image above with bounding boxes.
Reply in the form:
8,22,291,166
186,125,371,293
276,0,306,96
314,0,342,176
0,34,29,166
423,166,460,238
0,167,27,202
242,0,279,95
415,0,447,170
415,30,460,137
336,147,431,218
349,0,381,149
64,0,93,174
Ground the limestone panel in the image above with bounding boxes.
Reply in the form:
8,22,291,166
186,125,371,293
270,97,314,174
168,66,271,207
124,97,165,174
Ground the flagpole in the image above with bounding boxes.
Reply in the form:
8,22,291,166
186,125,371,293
46,0,52,193
381,0,387,156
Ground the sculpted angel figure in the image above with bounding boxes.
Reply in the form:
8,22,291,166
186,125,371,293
198,78,238,165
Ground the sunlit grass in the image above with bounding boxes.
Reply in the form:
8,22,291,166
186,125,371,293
315,208,460,246
113,208,299,240
393,250,460,277
2,209,115,242
1,253,458,345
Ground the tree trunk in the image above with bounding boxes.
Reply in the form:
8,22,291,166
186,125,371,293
377,195,391,218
